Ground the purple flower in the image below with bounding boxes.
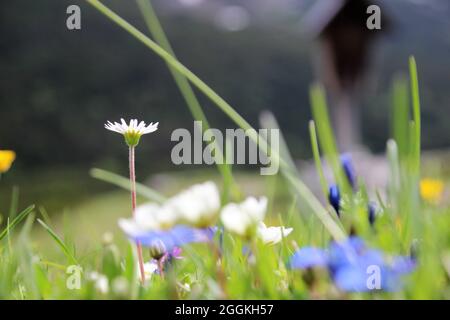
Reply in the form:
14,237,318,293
171,246,183,259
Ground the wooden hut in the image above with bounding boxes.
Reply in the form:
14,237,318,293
304,0,390,151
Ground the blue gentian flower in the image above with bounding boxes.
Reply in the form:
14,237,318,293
288,237,416,292
328,184,341,216
340,153,356,188
327,179,377,225
368,202,377,226
289,247,329,269
329,238,396,291
327,153,355,216
391,256,417,274
328,236,367,271
132,225,216,254
333,263,401,292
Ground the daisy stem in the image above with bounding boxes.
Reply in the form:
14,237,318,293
129,146,146,284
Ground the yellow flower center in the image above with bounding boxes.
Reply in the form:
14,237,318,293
124,130,142,147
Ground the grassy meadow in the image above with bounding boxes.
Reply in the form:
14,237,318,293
0,0,449,300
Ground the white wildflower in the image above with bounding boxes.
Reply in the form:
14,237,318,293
105,118,158,147
87,271,109,294
220,197,267,237
118,182,220,234
143,260,158,280
257,222,293,245
118,203,178,236
169,181,220,227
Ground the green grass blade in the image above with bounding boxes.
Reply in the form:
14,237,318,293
17,213,41,299
37,218,78,265
136,0,236,200
259,111,298,176
309,120,329,198
85,0,259,143
0,205,35,241
409,56,421,175
391,76,410,162
386,139,400,200
310,84,351,195
90,168,166,203
283,174,346,240
9,186,19,219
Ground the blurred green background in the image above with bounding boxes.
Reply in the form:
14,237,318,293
1,0,449,219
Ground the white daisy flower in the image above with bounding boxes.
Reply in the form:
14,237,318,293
118,203,179,236
257,222,293,245
143,260,158,280
105,118,158,147
220,197,267,237
118,182,220,234
169,181,220,227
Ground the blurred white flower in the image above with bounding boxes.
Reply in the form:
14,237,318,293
87,271,109,294
257,222,293,245
118,182,219,235
177,282,191,292
143,260,158,280
105,118,158,147
118,203,178,236
220,197,267,237
170,181,220,227
111,276,129,297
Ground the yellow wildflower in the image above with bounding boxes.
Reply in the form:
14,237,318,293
420,178,444,203
0,150,16,173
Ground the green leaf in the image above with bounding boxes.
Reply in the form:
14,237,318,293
0,205,35,242
310,84,351,195
90,168,166,203
409,56,421,176
309,120,329,198
37,218,78,265
136,0,237,201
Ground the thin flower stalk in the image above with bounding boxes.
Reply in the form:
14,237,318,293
129,146,146,284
